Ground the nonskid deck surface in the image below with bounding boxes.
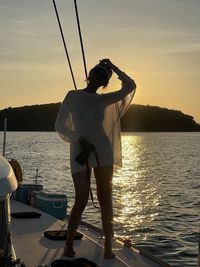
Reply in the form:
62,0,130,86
11,200,163,267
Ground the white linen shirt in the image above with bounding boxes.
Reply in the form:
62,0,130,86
55,72,136,174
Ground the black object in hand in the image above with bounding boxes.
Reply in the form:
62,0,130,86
75,138,96,165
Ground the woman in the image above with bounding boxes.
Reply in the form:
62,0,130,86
55,58,136,259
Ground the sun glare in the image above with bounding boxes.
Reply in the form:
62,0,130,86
113,134,161,241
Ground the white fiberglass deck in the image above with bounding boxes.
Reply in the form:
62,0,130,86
10,200,167,267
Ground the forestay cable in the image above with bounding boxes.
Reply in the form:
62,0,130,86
52,0,99,208
73,0,88,82
52,0,77,90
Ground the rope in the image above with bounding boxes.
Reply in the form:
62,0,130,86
73,0,88,82
52,0,77,90
86,153,100,209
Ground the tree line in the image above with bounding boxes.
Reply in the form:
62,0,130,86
0,103,199,132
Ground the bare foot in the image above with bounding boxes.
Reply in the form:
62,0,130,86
104,251,116,259
63,246,75,258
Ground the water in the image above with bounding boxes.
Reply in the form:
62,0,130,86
1,131,199,267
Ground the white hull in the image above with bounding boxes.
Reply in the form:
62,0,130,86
0,155,17,199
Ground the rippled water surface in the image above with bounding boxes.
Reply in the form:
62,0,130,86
1,132,199,266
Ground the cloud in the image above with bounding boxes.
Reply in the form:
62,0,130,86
156,43,200,54
144,30,200,54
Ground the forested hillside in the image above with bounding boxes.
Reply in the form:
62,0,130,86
0,103,199,132
121,104,200,131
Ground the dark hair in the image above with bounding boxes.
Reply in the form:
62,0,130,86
87,67,109,87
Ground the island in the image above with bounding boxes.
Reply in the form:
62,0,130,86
0,103,199,132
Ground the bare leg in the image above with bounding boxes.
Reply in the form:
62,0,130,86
64,169,90,257
94,165,115,259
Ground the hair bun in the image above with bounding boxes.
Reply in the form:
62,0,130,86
93,62,113,80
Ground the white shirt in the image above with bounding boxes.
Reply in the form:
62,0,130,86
55,71,136,174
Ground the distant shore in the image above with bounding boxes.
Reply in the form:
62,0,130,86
0,103,199,132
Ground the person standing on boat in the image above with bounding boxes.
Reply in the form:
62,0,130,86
55,58,136,259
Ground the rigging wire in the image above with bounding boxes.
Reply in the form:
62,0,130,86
73,0,88,82
52,0,98,208
52,0,77,90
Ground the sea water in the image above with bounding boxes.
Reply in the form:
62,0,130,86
1,131,199,267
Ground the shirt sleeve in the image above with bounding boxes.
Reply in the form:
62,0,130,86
102,71,136,107
55,94,81,143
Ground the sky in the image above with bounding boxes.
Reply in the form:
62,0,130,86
0,0,200,123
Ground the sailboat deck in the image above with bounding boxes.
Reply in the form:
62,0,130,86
11,200,166,267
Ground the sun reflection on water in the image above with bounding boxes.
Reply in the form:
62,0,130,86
113,134,161,242
4,132,199,266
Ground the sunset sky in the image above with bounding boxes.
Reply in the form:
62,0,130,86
1,0,200,123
